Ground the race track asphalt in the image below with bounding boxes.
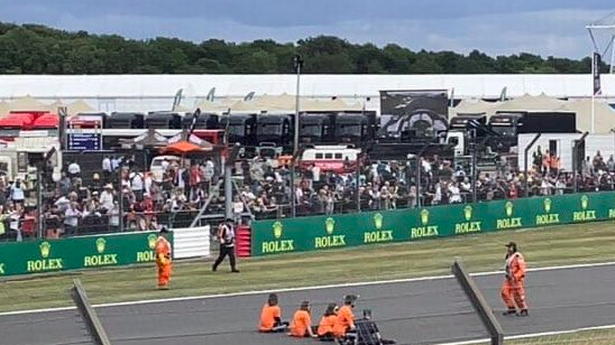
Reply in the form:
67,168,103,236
2,263,615,345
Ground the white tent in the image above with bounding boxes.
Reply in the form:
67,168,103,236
452,99,501,116
557,100,615,133
6,95,48,111
496,93,566,112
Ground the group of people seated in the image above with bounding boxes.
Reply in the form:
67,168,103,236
259,293,358,343
259,293,395,345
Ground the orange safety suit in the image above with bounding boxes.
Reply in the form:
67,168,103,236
155,236,172,289
290,309,313,337
259,305,282,332
317,314,337,337
501,252,528,310
332,305,355,338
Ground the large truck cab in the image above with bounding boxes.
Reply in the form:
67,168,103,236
145,112,182,129
446,114,488,156
335,111,376,147
256,113,293,148
300,112,334,144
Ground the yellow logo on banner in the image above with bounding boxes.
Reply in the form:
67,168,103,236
455,205,482,234
0,263,5,275
325,218,335,235
315,218,346,249
536,198,560,225
147,234,157,249
137,234,158,263
373,213,383,229
27,241,63,273
96,238,106,254
84,237,118,267
273,221,283,239
411,209,438,239
573,195,596,222
262,221,294,254
364,213,393,244
40,241,51,258
497,202,522,230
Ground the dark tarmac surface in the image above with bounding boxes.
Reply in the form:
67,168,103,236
2,264,615,345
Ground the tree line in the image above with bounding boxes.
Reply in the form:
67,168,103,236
0,22,610,75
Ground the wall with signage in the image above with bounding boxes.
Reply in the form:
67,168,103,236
0,231,170,277
251,192,615,256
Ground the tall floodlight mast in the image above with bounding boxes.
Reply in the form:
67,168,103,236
587,10,615,74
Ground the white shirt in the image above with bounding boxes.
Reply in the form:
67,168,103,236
312,166,321,182
449,185,462,203
68,163,81,175
10,184,24,201
102,158,112,172
144,175,152,194
130,172,144,191
64,207,81,227
100,190,114,210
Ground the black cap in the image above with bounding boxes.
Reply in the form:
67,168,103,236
344,294,359,305
225,218,234,222
300,300,310,310
160,226,169,234
505,241,516,248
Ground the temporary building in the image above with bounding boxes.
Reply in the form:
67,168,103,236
31,113,59,129
0,112,35,129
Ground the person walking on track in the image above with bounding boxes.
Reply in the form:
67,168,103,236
501,242,529,316
212,218,240,273
155,226,173,290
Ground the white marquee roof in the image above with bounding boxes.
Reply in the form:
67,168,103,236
0,74,613,99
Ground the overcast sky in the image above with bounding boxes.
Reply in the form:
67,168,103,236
1,0,614,59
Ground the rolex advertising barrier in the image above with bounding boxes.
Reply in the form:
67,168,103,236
251,192,615,256
0,231,171,277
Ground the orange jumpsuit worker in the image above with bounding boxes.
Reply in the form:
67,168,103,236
333,295,358,340
501,242,529,316
289,301,317,338
259,293,289,333
317,303,338,341
155,227,172,290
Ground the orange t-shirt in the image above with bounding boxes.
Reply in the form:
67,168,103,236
290,310,312,337
317,315,337,336
259,305,281,331
333,305,354,337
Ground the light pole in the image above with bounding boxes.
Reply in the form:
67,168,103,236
290,55,303,218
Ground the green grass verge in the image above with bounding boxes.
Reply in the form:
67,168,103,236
1,220,614,313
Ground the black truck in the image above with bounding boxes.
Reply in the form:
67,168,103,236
489,111,576,152
334,111,377,147
256,113,293,150
106,112,144,129
145,112,182,129
299,112,335,144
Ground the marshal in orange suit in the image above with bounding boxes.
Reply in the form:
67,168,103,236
155,227,173,290
501,242,528,316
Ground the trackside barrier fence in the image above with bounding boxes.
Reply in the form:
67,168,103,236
250,191,615,256
172,226,211,259
0,231,171,277
452,259,503,345
71,278,112,345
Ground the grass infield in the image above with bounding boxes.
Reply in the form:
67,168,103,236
0,220,614,313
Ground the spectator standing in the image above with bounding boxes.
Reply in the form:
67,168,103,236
9,179,25,205
102,156,112,183
64,202,81,236
129,170,145,202
212,218,240,273
68,161,81,180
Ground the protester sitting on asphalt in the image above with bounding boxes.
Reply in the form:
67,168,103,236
289,300,318,338
333,295,358,341
317,303,338,341
259,293,289,333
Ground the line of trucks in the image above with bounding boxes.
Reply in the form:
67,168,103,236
0,108,582,182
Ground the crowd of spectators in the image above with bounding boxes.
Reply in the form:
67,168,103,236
2,147,615,241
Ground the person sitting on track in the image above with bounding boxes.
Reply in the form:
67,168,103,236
289,300,318,338
317,303,338,342
333,295,358,342
259,293,289,333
